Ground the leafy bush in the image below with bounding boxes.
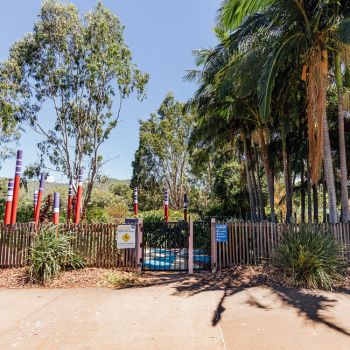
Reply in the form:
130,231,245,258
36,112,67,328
140,209,199,222
273,226,345,290
28,225,84,283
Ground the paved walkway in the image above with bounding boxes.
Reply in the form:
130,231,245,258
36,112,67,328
0,279,349,349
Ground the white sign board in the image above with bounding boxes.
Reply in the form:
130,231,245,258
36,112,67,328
117,224,136,249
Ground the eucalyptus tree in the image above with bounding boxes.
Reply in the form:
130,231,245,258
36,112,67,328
0,68,22,167
131,93,194,210
0,0,149,214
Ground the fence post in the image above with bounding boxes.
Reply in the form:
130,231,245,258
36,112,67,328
211,218,217,273
136,218,143,273
188,217,193,275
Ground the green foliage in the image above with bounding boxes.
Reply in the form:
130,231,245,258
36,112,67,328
139,209,198,223
273,226,345,290
106,271,140,288
131,93,194,210
1,0,149,213
28,225,84,283
0,177,132,224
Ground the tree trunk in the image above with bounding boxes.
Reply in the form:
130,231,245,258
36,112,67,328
323,111,338,223
243,134,257,222
323,174,327,223
251,168,260,221
335,52,349,222
254,146,265,221
282,129,292,223
313,184,318,223
307,158,312,222
258,127,275,222
301,162,306,223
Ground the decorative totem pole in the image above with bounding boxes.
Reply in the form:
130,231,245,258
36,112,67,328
34,173,45,225
74,169,83,224
33,190,38,220
184,193,188,222
67,180,72,224
4,179,14,225
164,188,169,223
53,192,60,225
10,150,23,224
133,187,138,217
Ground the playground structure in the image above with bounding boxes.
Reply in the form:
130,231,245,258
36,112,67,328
3,150,189,226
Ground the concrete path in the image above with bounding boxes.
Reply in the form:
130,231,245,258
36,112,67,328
0,280,349,349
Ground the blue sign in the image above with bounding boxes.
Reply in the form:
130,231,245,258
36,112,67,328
216,224,228,242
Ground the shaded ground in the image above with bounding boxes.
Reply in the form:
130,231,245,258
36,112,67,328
0,268,350,349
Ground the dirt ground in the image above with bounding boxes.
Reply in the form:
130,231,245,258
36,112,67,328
0,270,349,349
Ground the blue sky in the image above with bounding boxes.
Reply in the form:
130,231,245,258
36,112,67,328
0,0,219,182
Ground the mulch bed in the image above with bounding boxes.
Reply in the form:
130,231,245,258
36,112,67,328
0,266,349,290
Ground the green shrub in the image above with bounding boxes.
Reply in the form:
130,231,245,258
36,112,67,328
273,226,345,290
28,225,84,283
106,272,140,288
140,209,199,222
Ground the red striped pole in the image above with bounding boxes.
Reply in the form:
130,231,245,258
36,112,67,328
74,169,83,224
34,173,45,225
53,192,60,225
164,188,169,223
184,193,188,222
67,180,72,224
133,187,138,217
10,150,23,225
4,179,14,225
33,190,38,218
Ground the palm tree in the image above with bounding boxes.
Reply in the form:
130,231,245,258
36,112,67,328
218,1,350,223
334,49,350,222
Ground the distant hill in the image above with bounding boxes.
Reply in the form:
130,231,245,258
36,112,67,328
0,177,131,200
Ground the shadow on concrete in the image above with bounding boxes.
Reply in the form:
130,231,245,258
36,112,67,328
168,270,350,337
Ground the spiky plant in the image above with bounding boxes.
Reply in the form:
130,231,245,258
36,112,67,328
273,226,345,290
28,225,84,284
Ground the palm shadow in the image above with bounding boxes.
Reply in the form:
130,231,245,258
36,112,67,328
171,269,350,337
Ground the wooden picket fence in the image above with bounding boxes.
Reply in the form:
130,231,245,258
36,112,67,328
2,221,350,271
216,222,350,269
0,223,136,269
0,223,35,268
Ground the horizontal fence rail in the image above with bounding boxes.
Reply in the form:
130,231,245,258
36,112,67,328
216,222,350,269
0,223,136,269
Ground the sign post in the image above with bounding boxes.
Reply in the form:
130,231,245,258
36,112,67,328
211,218,217,273
188,217,193,274
136,218,143,273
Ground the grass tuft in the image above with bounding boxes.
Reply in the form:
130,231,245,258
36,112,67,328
106,272,140,288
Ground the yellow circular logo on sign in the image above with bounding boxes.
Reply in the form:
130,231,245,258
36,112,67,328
122,233,131,243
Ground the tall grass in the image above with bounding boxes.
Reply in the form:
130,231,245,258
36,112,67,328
28,225,84,283
273,226,345,290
